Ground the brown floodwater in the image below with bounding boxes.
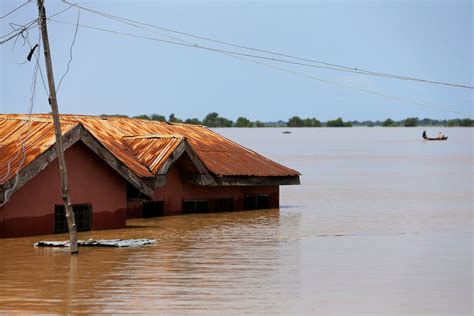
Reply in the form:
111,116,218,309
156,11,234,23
0,128,472,315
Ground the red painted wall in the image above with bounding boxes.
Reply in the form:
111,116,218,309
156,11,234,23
0,142,127,238
149,165,279,216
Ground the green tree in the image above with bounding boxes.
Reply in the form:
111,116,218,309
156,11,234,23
404,117,418,127
288,116,304,127
326,117,345,127
184,118,202,125
447,120,457,127
203,112,218,127
133,114,151,120
459,118,474,127
235,116,252,127
255,120,265,127
150,114,166,121
168,113,183,123
302,118,321,127
382,118,396,127
219,117,233,127
202,112,233,127
303,118,312,127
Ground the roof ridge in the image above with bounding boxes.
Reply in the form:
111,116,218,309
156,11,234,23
0,115,78,126
123,134,185,140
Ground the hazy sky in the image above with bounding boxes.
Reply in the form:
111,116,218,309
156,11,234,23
1,0,472,121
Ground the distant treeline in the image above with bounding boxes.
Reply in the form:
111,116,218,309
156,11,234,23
100,113,474,128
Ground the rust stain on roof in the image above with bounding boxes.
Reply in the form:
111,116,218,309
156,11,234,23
0,114,300,185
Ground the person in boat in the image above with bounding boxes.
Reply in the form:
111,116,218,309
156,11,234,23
437,132,445,139
422,130,427,139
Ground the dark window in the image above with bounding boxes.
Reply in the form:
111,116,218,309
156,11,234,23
244,195,270,210
214,198,234,212
142,201,164,218
127,183,143,200
182,200,209,214
54,204,92,234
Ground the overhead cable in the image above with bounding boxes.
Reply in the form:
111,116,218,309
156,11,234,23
56,9,80,93
61,0,473,90
0,3,75,45
0,19,37,45
0,35,41,193
49,19,472,118
0,1,31,20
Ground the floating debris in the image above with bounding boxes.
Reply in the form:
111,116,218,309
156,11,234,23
34,238,156,248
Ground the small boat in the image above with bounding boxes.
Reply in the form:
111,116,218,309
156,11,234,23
422,131,448,141
282,131,292,134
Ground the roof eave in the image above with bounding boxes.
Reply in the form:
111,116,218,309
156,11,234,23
0,185,4,204
0,124,83,206
79,126,155,197
1,124,156,206
183,174,301,186
151,138,210,188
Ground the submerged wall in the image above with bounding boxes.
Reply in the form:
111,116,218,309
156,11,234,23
0,142,127,238
127,164,279,218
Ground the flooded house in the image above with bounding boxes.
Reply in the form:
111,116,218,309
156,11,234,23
0,114,300,238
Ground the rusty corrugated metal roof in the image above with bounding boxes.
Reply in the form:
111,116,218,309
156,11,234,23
123,136,184,174
0,114,300,185
0,117,76,184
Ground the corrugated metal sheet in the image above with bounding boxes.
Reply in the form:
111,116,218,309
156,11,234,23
0,117,76,184
78,118,153,177
123,136,183,174
0,114,300,185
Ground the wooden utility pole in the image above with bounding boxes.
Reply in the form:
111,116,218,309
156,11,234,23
37,0,78,254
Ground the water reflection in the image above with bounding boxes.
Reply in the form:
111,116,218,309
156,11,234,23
0,209,305,314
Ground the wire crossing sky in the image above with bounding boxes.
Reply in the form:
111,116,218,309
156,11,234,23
61,0,473,91
48,18,471,118
1,0,472,121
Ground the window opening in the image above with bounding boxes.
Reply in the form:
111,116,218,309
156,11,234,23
214,198,234,212
54,204,92,233
182,200,209,214
244,195,270,210
142,201,164,218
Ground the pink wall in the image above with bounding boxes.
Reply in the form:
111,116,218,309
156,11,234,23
0,142,127,238
152,165,279,216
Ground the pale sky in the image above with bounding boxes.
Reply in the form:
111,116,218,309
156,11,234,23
1,0,472,121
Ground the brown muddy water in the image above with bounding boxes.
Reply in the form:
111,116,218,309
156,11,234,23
0,128,472,315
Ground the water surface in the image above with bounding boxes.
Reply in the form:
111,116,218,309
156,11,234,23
0,128,472,315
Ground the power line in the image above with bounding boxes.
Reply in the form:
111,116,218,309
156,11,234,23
0,3,75,45
0,34,41,193
62,0,473,90
56,9,80,93
1,19,36,40
52,7,442,83
24,34,49,95
49,19,472,118
0,19,37,45
225,53,472,118
1,3,78,188
0,1,31,20
7,19,49,94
